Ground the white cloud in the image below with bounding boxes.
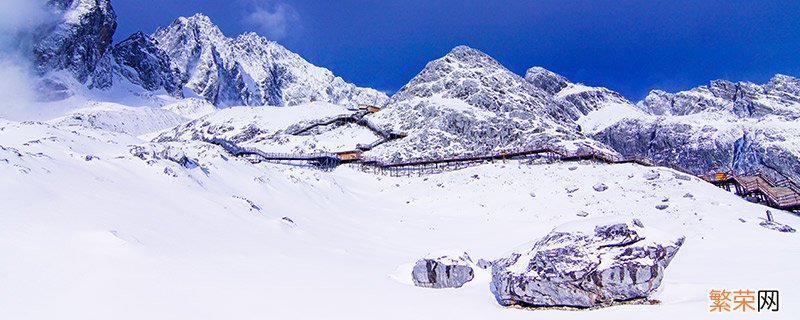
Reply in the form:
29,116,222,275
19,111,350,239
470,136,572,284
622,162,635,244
0,0,51,121
243,1,300,40
0,0,48,36
0,59,39,121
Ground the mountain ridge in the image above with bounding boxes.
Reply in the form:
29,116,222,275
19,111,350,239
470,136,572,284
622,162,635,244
30,2,388,108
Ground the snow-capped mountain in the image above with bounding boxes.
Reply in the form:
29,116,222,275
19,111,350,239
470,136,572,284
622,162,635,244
365,46,613,162
588,74,800,182
525,67,639,122
149,13,389,108
30,1,388,109
5,2,800,318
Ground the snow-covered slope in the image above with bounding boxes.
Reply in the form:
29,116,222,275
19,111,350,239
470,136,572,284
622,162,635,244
155,101,379,153
366,46,613,162
1,118,798,319
48,98,216,136
150,14,389,108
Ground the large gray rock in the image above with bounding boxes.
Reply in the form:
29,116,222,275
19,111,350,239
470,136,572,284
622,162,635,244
412,251,475,288
491,218,684,308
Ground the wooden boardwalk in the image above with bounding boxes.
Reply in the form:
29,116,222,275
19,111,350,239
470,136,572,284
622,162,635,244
204,137,800,212
285,110,406,151
204,137,341,168
711,173,800,211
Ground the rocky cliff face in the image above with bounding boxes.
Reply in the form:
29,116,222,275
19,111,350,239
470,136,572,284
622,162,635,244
638,76,800,118
33,0,117,94
365,46,612,162
592,74,800,182
112,32,181,97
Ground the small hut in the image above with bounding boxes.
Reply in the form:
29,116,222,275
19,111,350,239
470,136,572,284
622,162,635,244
336,150,363,162
358,104,382,113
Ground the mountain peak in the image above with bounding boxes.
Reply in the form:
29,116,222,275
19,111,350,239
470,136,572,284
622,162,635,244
766,73,800,96
446,45,485,57
160,13,225,41
440,45,501,67
184,12,214,24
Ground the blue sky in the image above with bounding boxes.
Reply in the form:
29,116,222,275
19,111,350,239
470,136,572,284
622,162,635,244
114,0,800,100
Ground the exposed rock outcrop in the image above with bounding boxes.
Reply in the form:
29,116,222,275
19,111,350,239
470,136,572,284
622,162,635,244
593,74,800,182
412,251,475,289
491,219,684,308
112,32,181,97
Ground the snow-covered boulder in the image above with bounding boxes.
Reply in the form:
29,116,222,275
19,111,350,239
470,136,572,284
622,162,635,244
643,171,660,181
412,251,475,289
491,218,684,308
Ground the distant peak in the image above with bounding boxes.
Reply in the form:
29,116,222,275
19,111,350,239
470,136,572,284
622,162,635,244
156,12,226,41
123,31,148,41
766,73,800,95
769,73,798,84
444,45,491,60
171,13,220,32
525,66,571,95
185,13,213,24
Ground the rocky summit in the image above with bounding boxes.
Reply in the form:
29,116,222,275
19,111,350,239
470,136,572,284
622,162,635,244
490,219,685,308
365,46,613,162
